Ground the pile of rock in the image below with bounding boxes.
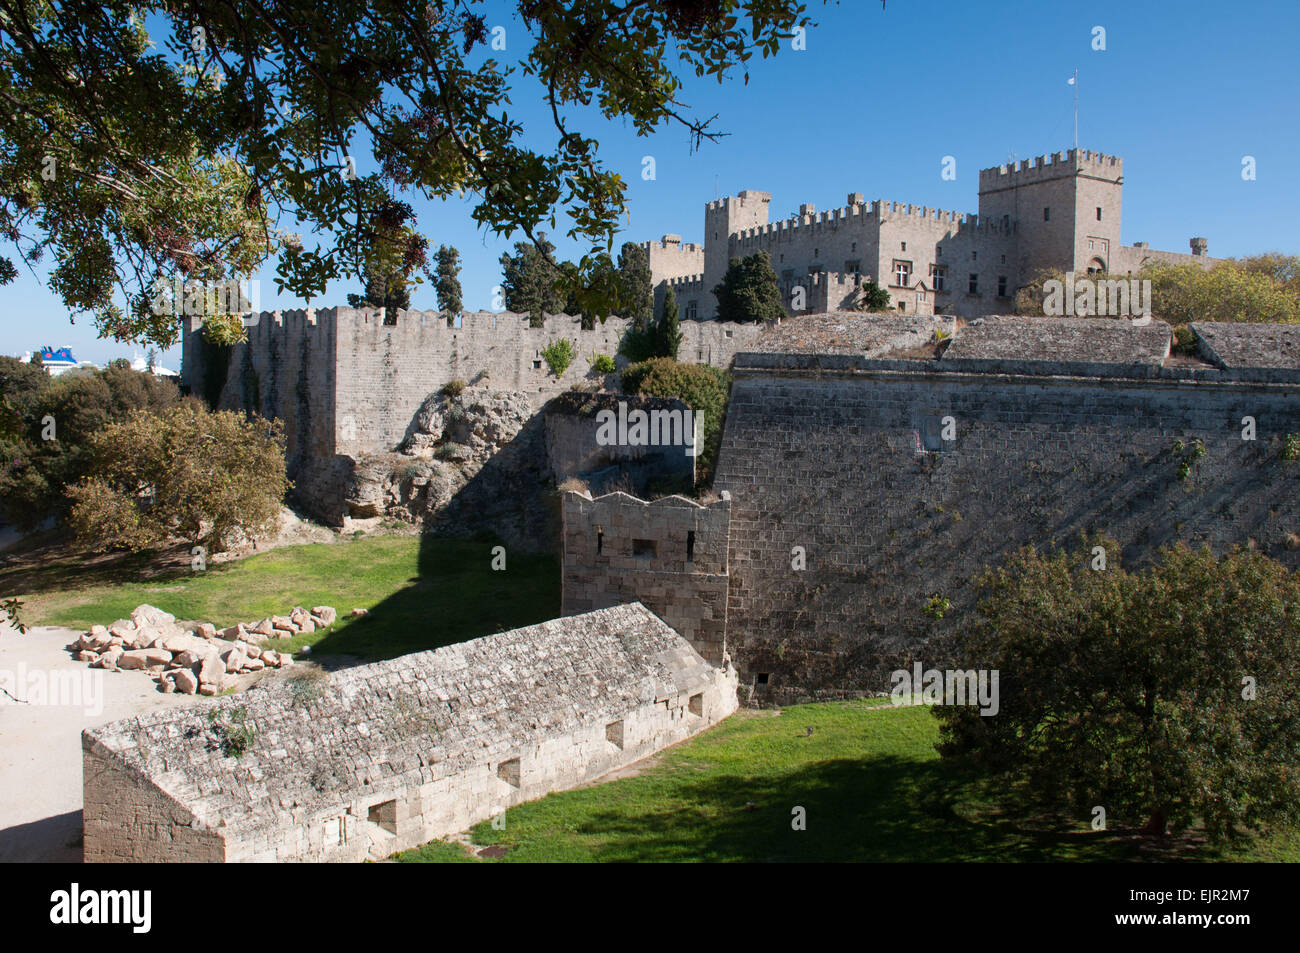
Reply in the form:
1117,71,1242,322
69,603,338,696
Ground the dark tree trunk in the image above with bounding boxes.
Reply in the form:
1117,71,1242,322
1142,809,1167,836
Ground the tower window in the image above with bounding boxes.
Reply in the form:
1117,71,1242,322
1043,207,1051,221
997,275,1008,297
901,241,907,251
930,265,946,292
968,273,979,294
893,260,912,287
1096,207,1103,221
686,531,696,562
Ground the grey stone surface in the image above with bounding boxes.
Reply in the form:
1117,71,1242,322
83,604,737,862
1193,322,1300,371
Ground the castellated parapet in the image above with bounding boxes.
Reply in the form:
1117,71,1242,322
562,490,732,664
182,307,766,464
976,149,1124,192
650,146,1213,321
83,603,738,862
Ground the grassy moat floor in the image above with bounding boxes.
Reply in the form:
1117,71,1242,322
4,532,1296,863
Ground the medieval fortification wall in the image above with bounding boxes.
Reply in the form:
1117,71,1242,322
182,308,764,466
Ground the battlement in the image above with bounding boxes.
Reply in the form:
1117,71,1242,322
562,489,733,662
979,148,1124,190
643,235,702,254
705,189,771,213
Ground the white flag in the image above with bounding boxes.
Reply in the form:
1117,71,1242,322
1067,75,1076,85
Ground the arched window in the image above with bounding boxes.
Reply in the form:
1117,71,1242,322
1087,257,1106,274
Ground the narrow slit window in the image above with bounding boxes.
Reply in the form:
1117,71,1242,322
686,531,696,562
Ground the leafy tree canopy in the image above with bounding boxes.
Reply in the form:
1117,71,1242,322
935,539,1300,842
713,250,784,322
0,0,812,347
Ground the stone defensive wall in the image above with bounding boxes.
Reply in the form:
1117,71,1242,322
977,148,1123,192
83,604,738,862
712,314,1300,703
562,491,731,665
181,307,766,464
544,392,697,493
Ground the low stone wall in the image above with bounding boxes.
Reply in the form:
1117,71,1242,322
82,604,738,862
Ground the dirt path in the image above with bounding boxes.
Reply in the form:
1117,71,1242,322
0,623,194,862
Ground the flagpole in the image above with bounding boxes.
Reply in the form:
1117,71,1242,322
1072,69,1078,150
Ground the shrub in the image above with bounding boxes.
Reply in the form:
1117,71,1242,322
935,539,1300,841
439,378,466,398
589,352,616,375
67,402,289,553
621,357,732,483
541,338,575,377
617,326,659,363
1172,324,1197,355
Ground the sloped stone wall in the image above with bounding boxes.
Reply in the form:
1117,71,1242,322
714,360,1300,703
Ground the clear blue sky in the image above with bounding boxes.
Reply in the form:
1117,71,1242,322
3,0,1297,368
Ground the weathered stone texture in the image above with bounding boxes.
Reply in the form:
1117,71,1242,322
562,492,731,664
83,604,737,862
714,361,1300,704
545,392,696,493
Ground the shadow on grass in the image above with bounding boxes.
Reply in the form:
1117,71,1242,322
457,751,1205,864
0,529,196,598
274,534,560,664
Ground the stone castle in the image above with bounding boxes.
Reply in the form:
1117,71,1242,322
643,148,1218,320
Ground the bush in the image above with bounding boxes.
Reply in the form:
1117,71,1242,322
439,378,466,398
617,326,659,363
621,358,732,483
935,539,1300,841
0,363,182,530
589,353,616,375
67,402,289,553
541,338,575,377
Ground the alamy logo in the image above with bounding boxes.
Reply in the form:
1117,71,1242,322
0,664,103,716
150,276,260,317
50,884,151,933
1042,271,1152,321
595,401,698,457
889,662,1000,716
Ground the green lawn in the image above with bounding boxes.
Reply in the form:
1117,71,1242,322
397,700,1300,863
4,534,560,662
7,531,1294,862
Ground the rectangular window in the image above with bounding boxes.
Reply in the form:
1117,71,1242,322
930,265,946,292
688,693,704,717
844,260,861,274
368,799,397,835
1043,207,1051,221
968,273,979,294
1096,206,1103,221
632,539,657,558
781,269,794,282
936,245,942,258
997,275,1008,297
685,300,698,320
901,241,907,251
686,530,696,562
497,758,521,787
893,260,912,287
